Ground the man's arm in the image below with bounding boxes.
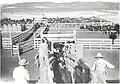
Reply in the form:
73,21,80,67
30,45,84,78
13,69,16,79
105,60,115,69
25,70,30,81
91,61,97,72
35,53,39,60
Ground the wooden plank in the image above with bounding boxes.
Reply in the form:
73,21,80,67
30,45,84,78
42,34,74,37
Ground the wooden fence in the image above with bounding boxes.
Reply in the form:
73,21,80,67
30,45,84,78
77,39,120,49
18,39,34,54
2,23,34,49
2,38,12,49
12,24,34,45
34,38,120,49
2,24,21,33
49,22,112,28
34,38,42,49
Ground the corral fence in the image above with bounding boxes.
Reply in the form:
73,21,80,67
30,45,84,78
49,22,117,35
34,38,41,49
2,38,12,49
2,23,35,49
12,44,20,60
34,38,120,49
18,39,34,54
49,22,112,29
12,25,47,54
1,24,22,33
77,38,120,49
12,24,34,45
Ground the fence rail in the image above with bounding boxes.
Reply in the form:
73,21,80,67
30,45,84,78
12,24,34,45
2,23,34,49
77,39,120,49
49,22,112,28
2,38,12,49
34,38,41,49
34,38,120,49
19,39,34,54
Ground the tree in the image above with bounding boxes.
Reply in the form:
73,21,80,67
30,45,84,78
21,19,26,24
109,33,117,44
21,24,27,31
114,24,119,34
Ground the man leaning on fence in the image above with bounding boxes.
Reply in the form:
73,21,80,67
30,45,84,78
91,53,115,84
13,59,30,84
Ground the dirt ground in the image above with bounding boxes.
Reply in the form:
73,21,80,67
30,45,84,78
1,27,119,83
1,48,119,83
83,49,119,80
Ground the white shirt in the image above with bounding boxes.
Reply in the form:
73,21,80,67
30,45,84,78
91,58,115,73
13,66,30,84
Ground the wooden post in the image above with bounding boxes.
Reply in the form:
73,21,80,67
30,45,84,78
51,41,54,52
40,28,44,43
110,40,112,49
76,44,83,59
37,43,53,83
17,44,20,60
10,31,13,56
33,33,36,49
89,41,91,49
100,40,102,49
73,29,76,49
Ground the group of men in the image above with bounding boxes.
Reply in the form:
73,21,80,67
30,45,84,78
13,52,115,84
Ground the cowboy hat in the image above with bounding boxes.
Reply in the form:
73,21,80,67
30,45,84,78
19,59,29,66
94,53,104,58
64,42,68,46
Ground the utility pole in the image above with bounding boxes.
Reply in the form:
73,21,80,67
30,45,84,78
11,11,13,56
10,29,13,56
73,28,76,52
37,42,54,83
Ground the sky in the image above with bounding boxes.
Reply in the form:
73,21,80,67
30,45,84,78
0,0,119,5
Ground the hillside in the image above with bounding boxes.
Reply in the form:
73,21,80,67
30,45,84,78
1,2,119,13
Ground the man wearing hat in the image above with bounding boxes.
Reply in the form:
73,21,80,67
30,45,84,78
13,59,30,84
91,53,115,84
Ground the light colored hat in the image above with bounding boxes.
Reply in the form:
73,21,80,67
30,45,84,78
64,42,68,46
94,53,104,58
19,59,29,66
